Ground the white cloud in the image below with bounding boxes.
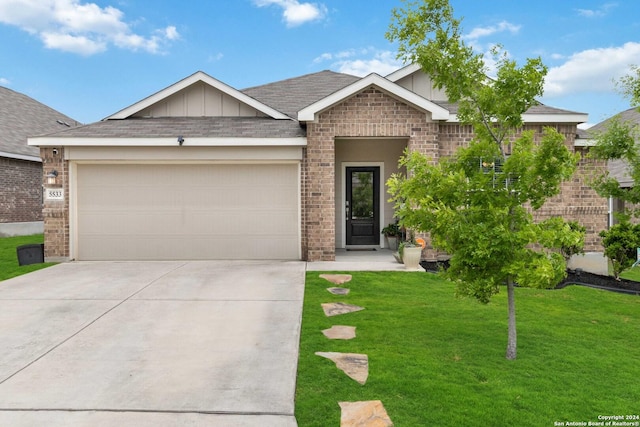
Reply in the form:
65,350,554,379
464,21,521,42
314,49,403,77
544,42,640,97
208,52,224,62
313,48,368,64
577,2,617,18
313,52,333,63
254,0,327,27
0,0,180,55
164,26,179,41
0,77,10,86
42,31,106,55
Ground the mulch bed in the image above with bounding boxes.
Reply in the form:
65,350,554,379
420,260,640,295
559,269,640,295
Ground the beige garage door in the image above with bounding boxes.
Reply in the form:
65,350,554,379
76,163,299,260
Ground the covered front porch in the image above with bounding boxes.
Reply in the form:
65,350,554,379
334,137,407,251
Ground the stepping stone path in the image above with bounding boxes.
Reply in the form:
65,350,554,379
339,400,394,427
322,302,364,317
320,274,353,285
322,325,356,340
317,273,394,425
315,352,369,385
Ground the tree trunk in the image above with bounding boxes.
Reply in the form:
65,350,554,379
506,278,517,360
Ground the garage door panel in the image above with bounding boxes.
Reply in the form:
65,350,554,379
76,164,299,260
79,210,298,237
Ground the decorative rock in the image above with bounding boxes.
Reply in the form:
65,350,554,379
339,400,394,427
321,302,364,317
319,274,352,285
315,352,369,384
327,287,350,295
322,325,356,340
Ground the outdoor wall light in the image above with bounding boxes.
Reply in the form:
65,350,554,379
177,136,184,145
46,170,58,185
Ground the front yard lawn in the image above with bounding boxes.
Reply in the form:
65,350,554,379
621,265,640,282
0,234,56,281
296,271,640,426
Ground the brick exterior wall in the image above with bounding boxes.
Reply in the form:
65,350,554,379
41,147,69,260
527,126,608,252
434,123,608,254
303,88,608,261
0,157,43,223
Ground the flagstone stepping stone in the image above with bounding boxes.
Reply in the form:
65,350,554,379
327,287,350,295
319,274,352,285
339,400,394,426
315,352,369,384
322,325,356,340
322,302,364,317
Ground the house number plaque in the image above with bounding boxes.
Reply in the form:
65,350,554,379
45,188,64,201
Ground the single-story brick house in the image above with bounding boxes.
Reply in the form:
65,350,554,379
0,86,78,237
30,64,608,262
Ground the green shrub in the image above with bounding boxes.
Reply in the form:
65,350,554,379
599,221,640,279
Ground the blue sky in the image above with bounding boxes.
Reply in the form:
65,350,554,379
1,0,639,128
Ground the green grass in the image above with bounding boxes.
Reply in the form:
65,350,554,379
296,271,640,426
0,234,56,281
620,265,640,281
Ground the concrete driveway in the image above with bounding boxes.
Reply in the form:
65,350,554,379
0,261,305,426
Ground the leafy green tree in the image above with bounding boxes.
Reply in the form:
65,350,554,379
386,0,583,360
618,65,640,108
588,66,640,276
599,222,640,280
589,66,640,214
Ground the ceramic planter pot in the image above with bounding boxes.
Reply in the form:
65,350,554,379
385,235,398,251
403,246,423,270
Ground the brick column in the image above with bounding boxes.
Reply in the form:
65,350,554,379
41,147,70,261
304,123,336,261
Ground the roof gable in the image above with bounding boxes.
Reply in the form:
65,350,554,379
297,73,450,122
387,64,587,124
107,71,290,120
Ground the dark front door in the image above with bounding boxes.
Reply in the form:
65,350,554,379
346,166,380,246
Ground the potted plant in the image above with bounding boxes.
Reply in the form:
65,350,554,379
401,231,425,270
381,222,401,251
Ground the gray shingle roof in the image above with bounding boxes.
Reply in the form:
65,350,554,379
41,116,306,139
588,106,640,134
32,69,589,143
0,86,79,158
242,70,360,118
432,100,585,116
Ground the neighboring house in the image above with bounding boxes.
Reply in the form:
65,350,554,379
0,86,78,237
581,107,640,226
29,65,607,261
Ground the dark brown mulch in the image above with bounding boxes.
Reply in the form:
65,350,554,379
559,270,640,295
420,261,640,295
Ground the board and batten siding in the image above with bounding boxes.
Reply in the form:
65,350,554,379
133,81,267,118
